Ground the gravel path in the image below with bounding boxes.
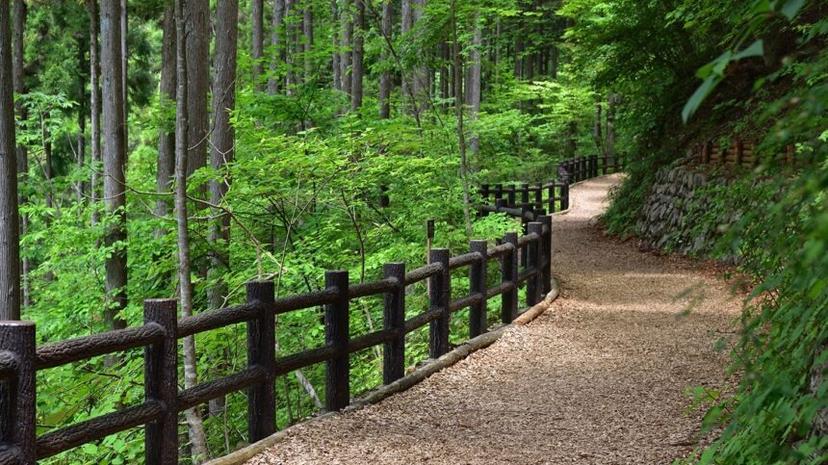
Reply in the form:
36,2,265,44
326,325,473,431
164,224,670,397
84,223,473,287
246,174,740,465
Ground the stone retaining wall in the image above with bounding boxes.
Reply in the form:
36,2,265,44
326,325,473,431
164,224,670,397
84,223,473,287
636,164,728,256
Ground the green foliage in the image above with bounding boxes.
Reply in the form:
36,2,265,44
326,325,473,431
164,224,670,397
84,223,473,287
588,0,828,463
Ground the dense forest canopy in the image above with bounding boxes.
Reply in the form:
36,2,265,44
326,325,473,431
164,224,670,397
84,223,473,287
0,0,825,464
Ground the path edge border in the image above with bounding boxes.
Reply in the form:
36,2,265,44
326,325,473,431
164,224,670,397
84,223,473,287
204,277,561,465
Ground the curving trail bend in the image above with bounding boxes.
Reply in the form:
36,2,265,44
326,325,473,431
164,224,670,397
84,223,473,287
246,174,740,465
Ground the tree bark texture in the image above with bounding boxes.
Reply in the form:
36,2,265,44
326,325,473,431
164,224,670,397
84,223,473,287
186,0,209,177
120,0,128,161
303,1,313,83
156,2,176,229
268,0,285,94
209,0,238,311
330,0,340,91
378,0,392,118
251,0,264,87
175,0,210,461
12,0,27,308
0,0,21,320
339,0,352,97
350,0,364,110
87,0,101,227
450,0,472,238
100,0,128,330
468,14,482,157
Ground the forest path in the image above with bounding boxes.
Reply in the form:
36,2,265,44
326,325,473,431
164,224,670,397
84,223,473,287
246,174,740,465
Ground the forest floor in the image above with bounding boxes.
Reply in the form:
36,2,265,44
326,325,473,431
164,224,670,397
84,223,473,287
245,174,742,465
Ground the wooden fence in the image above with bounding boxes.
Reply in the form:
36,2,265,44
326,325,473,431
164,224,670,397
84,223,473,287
0,156,607,465
692,139,801,169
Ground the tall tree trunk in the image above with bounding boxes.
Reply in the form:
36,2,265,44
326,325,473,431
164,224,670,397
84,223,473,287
121,0,128,162
186,0,209,178
268,0,284,94
0,0,21,320
593,102,603,156
401,0,412,110
88,0,101,227
514,22,524,79
350,0,364,110
284,0,296,91
468,13,482,158
303,0,313,83
100,0,128,331
606,94,618,168
156,2,176,232
566,120,577,158
439,42,449,108
450,0,472,238
209,0,237,311
330,0,340,91
174,0,210,461
207,0,238,421
410,0,427,114
378,0,392,118
494,17,501,88
41,115,53,211
339,0,352,97
76,38,87,205
13,0,28,308
251,0,263,87
549,45,558,79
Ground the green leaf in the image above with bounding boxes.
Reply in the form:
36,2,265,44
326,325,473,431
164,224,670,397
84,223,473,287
780,0,806,20
682,76,719,123
733,40,764,60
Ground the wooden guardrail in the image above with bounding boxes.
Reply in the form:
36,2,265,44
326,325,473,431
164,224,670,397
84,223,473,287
0,156,608,465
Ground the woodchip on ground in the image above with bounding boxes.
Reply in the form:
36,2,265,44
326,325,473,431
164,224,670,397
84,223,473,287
245,174,742,465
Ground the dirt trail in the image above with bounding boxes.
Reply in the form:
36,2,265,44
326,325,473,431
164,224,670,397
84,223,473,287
246,174,740,465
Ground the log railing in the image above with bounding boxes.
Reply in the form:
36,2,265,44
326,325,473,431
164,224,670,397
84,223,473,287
0,157,608,465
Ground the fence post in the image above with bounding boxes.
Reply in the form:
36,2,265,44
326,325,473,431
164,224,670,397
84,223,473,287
429,249,451,358
0,321,36,465
506,185,516,208
144,300,179,465
383,263,406,384
540,215,553,295
561,179,570,210
547,183,556,213
495,198,507,212
494,183,503,201
469,240,488,338
501,232,519,324
534,184,543,210
325,270,350,411
528,222,545,306
520,206,529,266
480,184,490,201
520,184,530,208
246,281,276,440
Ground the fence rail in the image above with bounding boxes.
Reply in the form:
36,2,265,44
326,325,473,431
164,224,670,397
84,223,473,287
0,156,609,465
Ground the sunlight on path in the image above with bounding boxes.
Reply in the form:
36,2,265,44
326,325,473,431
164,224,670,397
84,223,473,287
246,174,740,465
